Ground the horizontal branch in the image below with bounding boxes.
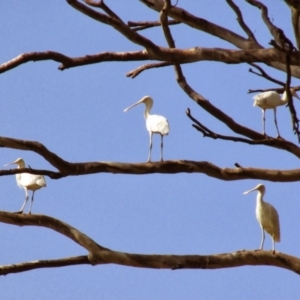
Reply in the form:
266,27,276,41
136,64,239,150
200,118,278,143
128,20,180,31
140,0,300,77
0,256,90,276
0,51,149,73
1,47,300,75
3,161,300,182
0,211,299,275
1,135,300,182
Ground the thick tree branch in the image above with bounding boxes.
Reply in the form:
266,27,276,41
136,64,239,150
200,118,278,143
2,136,300,181
1,211,300,275
2,47,298,75
140,0,300,77
67,0,161,55
140,0,256,49
4,161,300,183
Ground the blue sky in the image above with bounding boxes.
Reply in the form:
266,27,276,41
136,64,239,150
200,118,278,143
0,1,299,299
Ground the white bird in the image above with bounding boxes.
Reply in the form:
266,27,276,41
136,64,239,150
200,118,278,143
124,96,170,162
253,89,300,137
243,184,280,252
5,158,46,214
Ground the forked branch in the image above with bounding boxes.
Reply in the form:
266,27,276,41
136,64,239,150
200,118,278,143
0,211,300,275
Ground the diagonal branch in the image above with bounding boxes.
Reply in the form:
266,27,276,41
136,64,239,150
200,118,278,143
226,0,257,41
140,0,256,49
246,0,287,48
84,0,123,22
1,211,300,275
67,0,160,55
284,47,300,141
284,0,300,49
248,63,285,86
140,0,300,77
186,108,262,144
126,62,173,78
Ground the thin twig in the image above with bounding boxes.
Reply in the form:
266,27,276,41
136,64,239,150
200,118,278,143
248,63,285,86
128,20,180,31
126,62,173,78
84,0,123,22
226,0,257,41
186,108,268,144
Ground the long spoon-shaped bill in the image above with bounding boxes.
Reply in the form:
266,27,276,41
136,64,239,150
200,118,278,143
124,99,144,112
243,186,259,195
4,161,18,167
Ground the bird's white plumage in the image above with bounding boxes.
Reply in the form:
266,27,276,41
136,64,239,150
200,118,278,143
5,158,46,214
146,114,169,135
252,89,300,136
243,183,280,251
253,91,283,109
124,96,169,162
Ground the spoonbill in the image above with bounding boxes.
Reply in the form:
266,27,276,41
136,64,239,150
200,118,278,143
243,184,280,252
124,96,170,162
253,89,300,137
5,158,46,214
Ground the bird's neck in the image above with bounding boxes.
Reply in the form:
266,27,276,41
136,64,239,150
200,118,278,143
144,102,152,119
256,192,264,204
280,91,289,105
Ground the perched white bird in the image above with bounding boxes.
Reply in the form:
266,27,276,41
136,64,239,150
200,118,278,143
243,184,280,252
253,89,300,137
124,96,170,162
5,158,46,214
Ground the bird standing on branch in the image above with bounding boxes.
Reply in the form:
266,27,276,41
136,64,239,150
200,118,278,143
253,89,300,137
5,158,46,214
124,96,170,162
243,184,280,252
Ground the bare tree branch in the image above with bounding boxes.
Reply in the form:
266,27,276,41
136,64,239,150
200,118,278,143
2,135,300,181
226,0,257,41
126,62,173,78
140,0,300,77
0,256,91,276
248,63,285,86
128,20,180,31
284,46,300,141
284,0,300,49
84,0,123,22
0,51,150,73
246,0,296,52
186,108,262,144
1,211,300,275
